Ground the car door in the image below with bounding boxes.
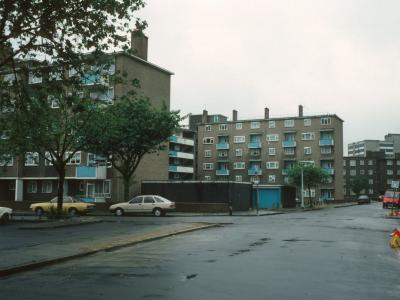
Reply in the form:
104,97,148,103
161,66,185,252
127,196,143,212
142,196,156,213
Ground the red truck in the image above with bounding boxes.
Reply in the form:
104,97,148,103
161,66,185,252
383,190,400,208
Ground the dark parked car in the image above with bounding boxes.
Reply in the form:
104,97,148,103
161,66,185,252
357,195,371,205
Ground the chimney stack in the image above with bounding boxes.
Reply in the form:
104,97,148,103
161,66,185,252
202,110,208,123
264,107,270,119
298,105,303,117
232,110,238,121
131,30,148,60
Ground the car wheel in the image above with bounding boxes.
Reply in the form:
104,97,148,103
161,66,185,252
35,207,44,216
115,208,124,216
1,213,10,224
153,208,163,217
68,208,78,217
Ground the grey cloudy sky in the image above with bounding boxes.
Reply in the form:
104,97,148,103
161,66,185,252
138,0,400,150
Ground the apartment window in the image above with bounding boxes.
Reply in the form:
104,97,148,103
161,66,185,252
235,123,242,130
235,175,242,182
368,160,373,166
343,170,346,175
266,161,279,169
235,148,243,156
233,162,245,169
9,181,15,191
66,151,81,165
213,116,219,123
205,125,211,132
397,160,400,166
250,149,260,156
304,147,312,155
387,160,393,166
283,147,295,155
203,137,214,144
266,134,279,142
360,170,365,175
25,152,39,166
28,72,42,84
44,152,54,166
219,124,228,131
27,181,38,193
304,119,311,126
320,117,331,125
48,95,60,108
204,150,212,157
350,170,356,176
234,136,245,143
268,175,276,183
369,179,373,184
349,160,356,167
284,119,294,127
218,150,228,157
303,189,315,197
397,170,400,176
301,132,315,140
268,121,276,128
343,160,346,166
250,121,260,129
41,181,53,193
204,176,211,181
360,160,364,166
321,146,332,154
387,169,394,175
300,161,315,167
369,189,374,195
368,170,373,175
387,179,394,185
0,155,13,167
203,163,214,170
268,148,276,156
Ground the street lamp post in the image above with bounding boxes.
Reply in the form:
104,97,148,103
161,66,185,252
301,167,305,209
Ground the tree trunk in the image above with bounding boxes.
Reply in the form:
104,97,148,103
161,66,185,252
123,175,131,202
56,166,66,217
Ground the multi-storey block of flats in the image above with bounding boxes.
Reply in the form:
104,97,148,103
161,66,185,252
0,31,173,203
168,128,195,180
196,106,344,201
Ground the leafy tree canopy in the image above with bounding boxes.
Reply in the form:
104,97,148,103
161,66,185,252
349,176,369,198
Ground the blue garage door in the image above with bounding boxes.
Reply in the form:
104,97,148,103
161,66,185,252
254,188,281,209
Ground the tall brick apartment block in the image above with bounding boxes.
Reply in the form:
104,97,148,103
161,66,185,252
195,106,344,201
0,32,173,203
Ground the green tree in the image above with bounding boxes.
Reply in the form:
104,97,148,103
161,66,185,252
349,176,369,199
0,79,101,215
287,163,330,208
86,95,180,202
0,0,146,68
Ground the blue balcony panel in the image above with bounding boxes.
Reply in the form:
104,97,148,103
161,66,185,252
319,139,334,146
248,169,262,176
76,166,96,178
282,140,296,147
216,169,230,176
248,142,262,149
216,143,230,150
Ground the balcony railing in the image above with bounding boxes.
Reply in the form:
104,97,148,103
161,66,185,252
168,165,194,173
319,139,334,146
323,168,335,175
168,150,194,160
248,169,262,176
282,140,296,147
216,143,230,150
248,142,262,149
76,166,107,179
169,136,194,146
216,169,230,176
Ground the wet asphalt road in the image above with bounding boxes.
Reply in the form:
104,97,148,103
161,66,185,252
1,203,400,300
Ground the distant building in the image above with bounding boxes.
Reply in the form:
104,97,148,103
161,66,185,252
168,129,195,180
343,151,400,199
348,134,400,158
194,105,344,201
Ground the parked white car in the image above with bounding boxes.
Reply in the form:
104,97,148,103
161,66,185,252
0,207,12,224
109,195,175,217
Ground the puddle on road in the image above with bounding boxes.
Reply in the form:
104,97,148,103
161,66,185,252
282,238,336,244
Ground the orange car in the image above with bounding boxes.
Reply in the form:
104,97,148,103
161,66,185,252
382,190,400,209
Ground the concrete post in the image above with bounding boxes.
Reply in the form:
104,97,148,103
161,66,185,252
15,179,23,201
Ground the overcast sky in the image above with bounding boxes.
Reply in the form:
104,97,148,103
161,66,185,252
138,0,400,151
